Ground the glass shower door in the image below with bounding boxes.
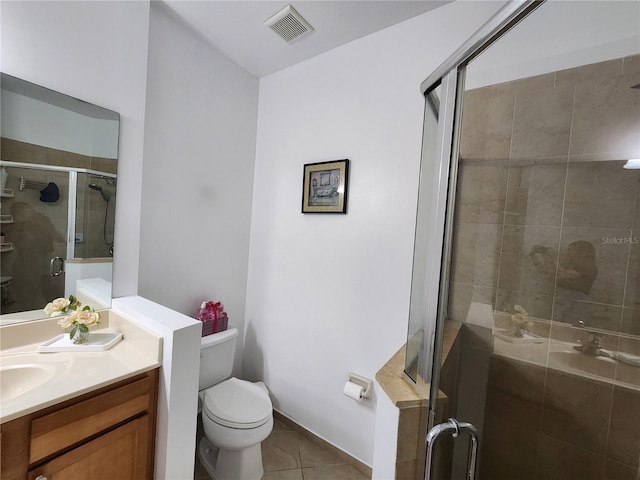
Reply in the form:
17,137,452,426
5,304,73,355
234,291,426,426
423,1,640,479
0,165,68,314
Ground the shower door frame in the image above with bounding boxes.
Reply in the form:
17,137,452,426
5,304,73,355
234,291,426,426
413,1,548,477
1,160,117,258
1,160,116,313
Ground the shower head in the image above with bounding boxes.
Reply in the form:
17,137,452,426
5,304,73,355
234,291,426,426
89,183,110,201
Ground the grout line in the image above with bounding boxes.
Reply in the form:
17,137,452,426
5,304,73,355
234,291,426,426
273,411,372,478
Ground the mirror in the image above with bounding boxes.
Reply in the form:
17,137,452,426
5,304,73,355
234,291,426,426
0,73,119,324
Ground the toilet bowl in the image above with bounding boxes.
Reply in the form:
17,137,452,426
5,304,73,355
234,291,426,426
198,377,273,480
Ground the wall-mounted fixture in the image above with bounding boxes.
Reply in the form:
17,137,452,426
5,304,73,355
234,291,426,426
343,372,373,402
623,159,640,169
264,5,314,43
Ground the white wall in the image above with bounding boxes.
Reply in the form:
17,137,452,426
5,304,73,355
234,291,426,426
0,0,149,300
111,296,201,480
139,2,259,372
245,0,506,466
1,90,119,158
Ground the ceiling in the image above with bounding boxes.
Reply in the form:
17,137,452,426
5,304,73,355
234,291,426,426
161,1,451,77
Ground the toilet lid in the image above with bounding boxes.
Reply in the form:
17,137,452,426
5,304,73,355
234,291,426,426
203,377,272,429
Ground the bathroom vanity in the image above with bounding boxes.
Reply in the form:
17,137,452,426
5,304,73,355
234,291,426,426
1,369,158,479
0,311,162,480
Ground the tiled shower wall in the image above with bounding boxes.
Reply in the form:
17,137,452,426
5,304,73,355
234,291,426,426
451,54,640,339
446,55,640,479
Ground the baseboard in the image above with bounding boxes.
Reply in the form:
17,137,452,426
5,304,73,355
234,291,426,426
273,410,372,478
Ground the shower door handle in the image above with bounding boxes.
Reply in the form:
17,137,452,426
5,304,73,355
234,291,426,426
424,418,479,480
50,257,65,277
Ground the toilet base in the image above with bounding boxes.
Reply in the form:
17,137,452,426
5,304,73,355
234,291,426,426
198,437,219,479
198,436,264,480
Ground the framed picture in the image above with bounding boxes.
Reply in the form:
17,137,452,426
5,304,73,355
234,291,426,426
302,159,350,214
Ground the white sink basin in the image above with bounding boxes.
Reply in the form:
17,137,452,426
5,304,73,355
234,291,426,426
548,350,617,379
0,363,57,402
0,353,71,403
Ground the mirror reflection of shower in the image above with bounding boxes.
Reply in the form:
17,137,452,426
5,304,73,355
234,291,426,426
88,177,115,256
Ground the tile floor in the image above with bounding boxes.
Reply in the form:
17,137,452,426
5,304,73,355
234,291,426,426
194,418,371,480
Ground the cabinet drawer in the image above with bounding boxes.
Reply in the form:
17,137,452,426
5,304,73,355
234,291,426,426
28,414,151,480
30,375,153,464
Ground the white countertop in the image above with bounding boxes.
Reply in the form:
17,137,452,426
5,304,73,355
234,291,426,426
0,311,162,423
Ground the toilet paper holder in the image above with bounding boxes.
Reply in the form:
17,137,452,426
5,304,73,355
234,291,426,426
347,372,373,399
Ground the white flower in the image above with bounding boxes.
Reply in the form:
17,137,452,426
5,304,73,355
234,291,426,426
510,305,532,330
74,310,100,327
57,314,76,329
513,304,528,315
44,297,71,316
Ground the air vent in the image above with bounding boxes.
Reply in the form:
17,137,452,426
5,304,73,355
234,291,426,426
264,5,314,43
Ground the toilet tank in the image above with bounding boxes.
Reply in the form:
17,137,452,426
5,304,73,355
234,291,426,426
199,328,239,391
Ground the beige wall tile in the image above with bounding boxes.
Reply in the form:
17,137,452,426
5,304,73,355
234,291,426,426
504,161,567,226
396,407,420,463
604,460,638,480
558,227,631,305
552,297,622,333
570,75,640,159
496,289,553,321
460,89,514,160
555,58,623,86
541,370,613,454
622,54,640,76
499,225,561,296
497,72,555,96
480,415,539,477
451,222,502,288
511,85,573,159
455,162,508,224
485,356,545,430
606,386,640,468
620,308,640,336
448,282,495,324
614,336,640,389
625,232,640,309
395,459,416,480
536,434,605,480
563,161,637,228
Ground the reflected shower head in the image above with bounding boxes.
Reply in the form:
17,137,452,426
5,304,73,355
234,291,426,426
89,183,110,201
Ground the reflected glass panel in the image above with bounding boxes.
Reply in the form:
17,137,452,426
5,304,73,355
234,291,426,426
405,85,441,382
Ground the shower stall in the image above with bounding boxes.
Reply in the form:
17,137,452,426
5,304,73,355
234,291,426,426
406,1,640,479
0,162,116,315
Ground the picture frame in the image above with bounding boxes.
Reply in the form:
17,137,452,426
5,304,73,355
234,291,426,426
301,159,350,214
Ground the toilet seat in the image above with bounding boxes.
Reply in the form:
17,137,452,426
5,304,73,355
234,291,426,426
203,377,272,429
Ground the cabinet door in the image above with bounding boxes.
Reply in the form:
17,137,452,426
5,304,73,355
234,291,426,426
28,415,151,480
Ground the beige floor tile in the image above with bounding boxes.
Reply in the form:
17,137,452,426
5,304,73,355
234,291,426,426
194,418,371,480
299,436,342,468
262,469,304,480
350,466,370,480
302,464,355,480
272,419,294,433
262,431,302,472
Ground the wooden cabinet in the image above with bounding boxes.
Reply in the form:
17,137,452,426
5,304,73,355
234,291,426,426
1,369,158,480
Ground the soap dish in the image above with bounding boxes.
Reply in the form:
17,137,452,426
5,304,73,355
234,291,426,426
38,332,123,352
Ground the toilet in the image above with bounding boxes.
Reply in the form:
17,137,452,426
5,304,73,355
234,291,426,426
198,328,273,480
